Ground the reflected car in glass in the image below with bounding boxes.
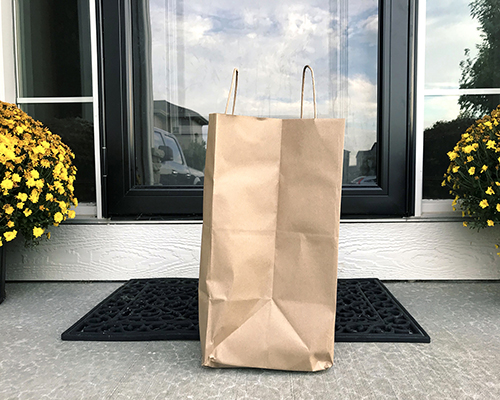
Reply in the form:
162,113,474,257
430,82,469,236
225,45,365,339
153,128,204,186
350,175,377,185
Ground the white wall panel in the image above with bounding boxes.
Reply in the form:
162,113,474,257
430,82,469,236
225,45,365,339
5,221,500,281
0,0,16,102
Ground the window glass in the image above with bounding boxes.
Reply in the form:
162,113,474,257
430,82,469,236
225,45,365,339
131,0,379,187
16,0,92,97
423,0,500,200
163,136,184,165
425,0,500,91
19,103,96,203
423,94,500,200
154,131,164,148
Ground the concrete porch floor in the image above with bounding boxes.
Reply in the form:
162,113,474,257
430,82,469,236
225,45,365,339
0,281,499,400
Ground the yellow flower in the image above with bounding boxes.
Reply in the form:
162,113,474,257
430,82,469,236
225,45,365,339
3,205,14,215
481,165,488,173
26,177,36,187
463,145,474,154
54,212,64,223
68,210,76,219
452,166,460,173
447,151,458,160
33,227,44,238
29,190,39,204
486,140,496,149
3,230,17,242
486,187,495,195
33,145,45,154
497,204,500,212
487,220,495,226
463,221,468,227
480,199,489,209
467,156,474,162
58,202,68,213
16,193,28,202
54,181,65,194
468,167,476,175
1,101,77,248
1,179,14,190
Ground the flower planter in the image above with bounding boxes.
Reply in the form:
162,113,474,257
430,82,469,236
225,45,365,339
0,246,5,304
1,101,79,302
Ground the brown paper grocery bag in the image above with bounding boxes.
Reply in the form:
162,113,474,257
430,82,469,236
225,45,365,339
199,66,345,371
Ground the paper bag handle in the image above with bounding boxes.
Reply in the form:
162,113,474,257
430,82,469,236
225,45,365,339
300,65,317,119
225,68,239,115
224,66,316,117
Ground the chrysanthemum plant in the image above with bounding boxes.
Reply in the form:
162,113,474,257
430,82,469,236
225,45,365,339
0,101,78,247
444,106,500,246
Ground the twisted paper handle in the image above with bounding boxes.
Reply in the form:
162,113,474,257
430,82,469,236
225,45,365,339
224,68,239,115
300,65,317,119
224,66,316,118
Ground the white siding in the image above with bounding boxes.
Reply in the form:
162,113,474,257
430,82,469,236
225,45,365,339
6,221,500,281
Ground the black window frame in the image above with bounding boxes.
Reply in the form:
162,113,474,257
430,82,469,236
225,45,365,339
97,0,416,219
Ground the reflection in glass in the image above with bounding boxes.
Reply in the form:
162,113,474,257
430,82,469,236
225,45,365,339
423,95,500,199
19,103,96,203
152,127,204,185
15,0,92,97
425,0,500,91
346,143,377,186
132,0,379,187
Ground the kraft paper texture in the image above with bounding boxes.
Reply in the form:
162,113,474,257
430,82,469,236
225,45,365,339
199,113,345,371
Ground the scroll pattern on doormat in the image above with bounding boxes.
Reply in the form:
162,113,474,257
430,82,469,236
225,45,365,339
62,278,430,343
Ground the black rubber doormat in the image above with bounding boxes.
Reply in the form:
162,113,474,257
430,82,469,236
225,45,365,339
61,278,430,343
